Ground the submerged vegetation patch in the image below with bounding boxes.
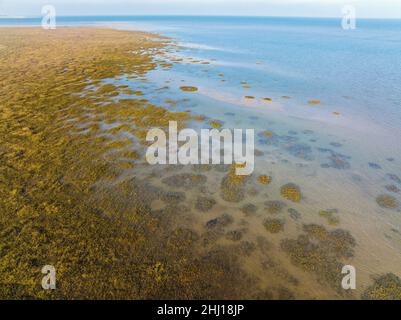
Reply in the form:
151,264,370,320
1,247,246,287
263,218,285,234
376,194,399,209
257,175,272,185
209,120,223,129
265,200,287,214
319,209,340,226
179,86,198,92
281,224,356,292
220,164,249,203
0,28,256,299
195,196,217,212
162,173,207,189
280,183,302,203
241,203,258,215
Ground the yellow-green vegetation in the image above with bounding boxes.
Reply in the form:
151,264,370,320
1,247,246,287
319,209,340,226
96,83,119,95
179,86,198,92
262,130,274,138
263,218,285,234
265,200,286,214
192,115,206,121
280,183,302,203
0,28,252,299
281,224,356,293
257,175,272,185
362,273,401,300
225,230,244,241
244,96,255,100
122,89,144,96
376,194,398,209
209,120,222,129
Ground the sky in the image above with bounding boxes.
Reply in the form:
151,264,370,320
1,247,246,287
1,0,401,18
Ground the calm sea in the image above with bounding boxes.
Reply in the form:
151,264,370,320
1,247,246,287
1,16,401,131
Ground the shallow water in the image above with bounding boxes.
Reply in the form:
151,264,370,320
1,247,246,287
3,16,401,298
114,18,401,297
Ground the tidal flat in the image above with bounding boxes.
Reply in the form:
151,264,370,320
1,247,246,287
0,27,400,300
0,27,230,299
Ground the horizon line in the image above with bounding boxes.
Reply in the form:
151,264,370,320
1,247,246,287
1,14,401,20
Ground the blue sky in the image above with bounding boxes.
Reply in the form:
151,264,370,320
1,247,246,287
1,0,400,18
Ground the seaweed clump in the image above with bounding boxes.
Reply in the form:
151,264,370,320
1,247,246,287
281,224,356,292
263,218,285,234
225,230,244,242
195,196,217,212
387,173,401,184
280,183,302,203
220,164,249,203
257,175,272,185
362,273,401,300
376,194,398,209
0,28,259,299
385,185,400,193
319,149,351,170
288,208,301,221
265,200,287,214
241,203,258,215
319,209,340,226
162,173,207,189
205,214,233,230
209,120,223,129
179,86,198,92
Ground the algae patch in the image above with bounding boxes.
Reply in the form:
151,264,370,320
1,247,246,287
180,86,198,92
362,273,401,300
263,218,285,234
